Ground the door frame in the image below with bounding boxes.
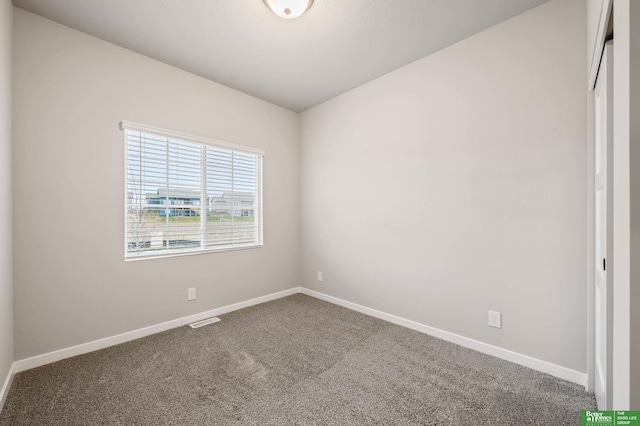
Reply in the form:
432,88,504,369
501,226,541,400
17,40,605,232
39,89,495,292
587,2,633,409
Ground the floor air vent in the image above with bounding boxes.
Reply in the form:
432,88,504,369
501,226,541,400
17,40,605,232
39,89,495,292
189,317,220,329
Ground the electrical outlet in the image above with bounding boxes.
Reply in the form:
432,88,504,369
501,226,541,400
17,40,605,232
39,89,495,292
488,311,502,328
317,271,323,282
188,287,196,301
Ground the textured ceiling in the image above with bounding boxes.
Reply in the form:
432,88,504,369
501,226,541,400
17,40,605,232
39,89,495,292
13,0,548,112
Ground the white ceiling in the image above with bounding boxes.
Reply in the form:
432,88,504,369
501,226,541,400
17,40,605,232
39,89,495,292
13,0,549,112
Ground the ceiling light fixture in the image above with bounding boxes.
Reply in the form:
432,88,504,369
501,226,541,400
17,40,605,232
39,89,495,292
262,0,314,19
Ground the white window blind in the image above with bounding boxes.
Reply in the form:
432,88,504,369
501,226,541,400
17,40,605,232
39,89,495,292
121,121,263,260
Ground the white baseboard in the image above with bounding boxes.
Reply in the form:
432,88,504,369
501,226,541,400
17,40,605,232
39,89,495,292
0,362,15,413
13,287,300,374
300,288,587,387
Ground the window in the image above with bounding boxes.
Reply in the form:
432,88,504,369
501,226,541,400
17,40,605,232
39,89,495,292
121,121,264,260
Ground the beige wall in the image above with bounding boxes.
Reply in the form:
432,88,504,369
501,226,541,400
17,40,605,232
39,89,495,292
12,9,300,360
300,0,587,372
630,0,640,409
0,0,13,394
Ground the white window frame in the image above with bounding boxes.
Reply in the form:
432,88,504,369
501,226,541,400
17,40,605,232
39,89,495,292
121,121,264,261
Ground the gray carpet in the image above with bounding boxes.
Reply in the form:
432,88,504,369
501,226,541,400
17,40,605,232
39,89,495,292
0,294,595,425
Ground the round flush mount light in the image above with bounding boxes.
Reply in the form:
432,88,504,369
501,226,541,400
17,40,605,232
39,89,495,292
262,0,314,19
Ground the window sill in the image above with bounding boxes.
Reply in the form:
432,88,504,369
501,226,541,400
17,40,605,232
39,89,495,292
124,243,263,262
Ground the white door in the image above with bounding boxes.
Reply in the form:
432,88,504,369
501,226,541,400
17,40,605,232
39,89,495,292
594,41,613,410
